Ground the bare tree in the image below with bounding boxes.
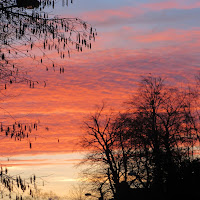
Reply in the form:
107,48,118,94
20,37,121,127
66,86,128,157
0,0,97,199
24,189,62,200
126,76,200,192
80,76,200,199
80,106,134,200
0,0,96,89
68,183,88,200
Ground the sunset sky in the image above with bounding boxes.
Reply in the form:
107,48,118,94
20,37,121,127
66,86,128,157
1,0,200,197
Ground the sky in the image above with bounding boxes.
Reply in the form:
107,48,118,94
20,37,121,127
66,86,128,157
1,0,200,198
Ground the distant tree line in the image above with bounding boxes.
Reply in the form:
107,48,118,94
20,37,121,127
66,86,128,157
81,76,200,200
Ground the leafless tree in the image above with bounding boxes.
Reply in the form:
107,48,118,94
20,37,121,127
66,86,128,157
24,189,61,200
0,0,96,89
126,76,200,192
0,0,97,199
68,183,88,200
80,106,134,200
80,76,200,199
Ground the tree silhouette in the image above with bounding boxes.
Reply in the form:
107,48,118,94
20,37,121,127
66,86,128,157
81,76,200,200
0,0,96,89
0,0,97,199
80,106,134,200
68,183,88,200
126,76,199,193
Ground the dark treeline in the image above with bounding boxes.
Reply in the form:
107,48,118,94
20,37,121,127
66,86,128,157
81,76,200,200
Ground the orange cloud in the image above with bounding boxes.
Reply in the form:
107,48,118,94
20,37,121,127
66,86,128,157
1,44,199,156
0,157,82,167
1,18,200,157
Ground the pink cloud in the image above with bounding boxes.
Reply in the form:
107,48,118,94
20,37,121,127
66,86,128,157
76,0,200,27
133,28,200,43
79,6,144,25
141,0,200,11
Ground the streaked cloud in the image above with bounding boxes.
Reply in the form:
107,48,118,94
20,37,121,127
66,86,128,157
1,0,200,196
